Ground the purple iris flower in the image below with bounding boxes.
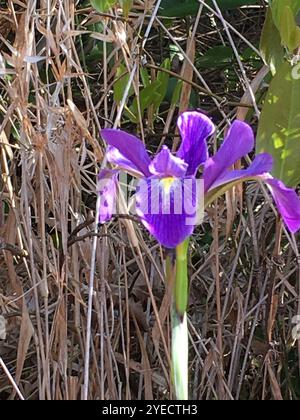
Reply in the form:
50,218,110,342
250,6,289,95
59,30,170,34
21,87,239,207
99,112,300,248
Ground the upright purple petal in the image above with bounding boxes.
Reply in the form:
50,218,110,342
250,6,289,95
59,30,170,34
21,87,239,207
135,176,203,248
149,146,188,178
101,129,152,177
177,111,215,176
208,153,273,191
203,120,254,191
98,169,118,223
264,177,300,233
106,146,144,177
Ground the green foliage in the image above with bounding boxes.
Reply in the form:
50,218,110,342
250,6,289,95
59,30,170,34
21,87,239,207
114,64,133,104
127,83,162,123
91,0,133,16
159,0,258,17
119,0,133,18
197,45,260,70
260,8,285,75
78,20,114,73
124,59,171,123
91,0,117,13
241,47,262,70
165,79,183,106
271,0,300,52
153,58,171,111
165,78,198,108
140,67,150,87
197,46,234,69
257,61,300,187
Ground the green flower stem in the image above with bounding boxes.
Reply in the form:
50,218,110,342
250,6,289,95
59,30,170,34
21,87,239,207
171,304,188,400
166,239,189,400
175,239,189,316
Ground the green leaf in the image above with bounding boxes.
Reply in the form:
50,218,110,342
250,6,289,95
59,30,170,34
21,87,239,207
153,58,171,111
170,79,182,106
241,47,262,70
127,81,162,123
119,0,133,18
90,0,116,13
257,61,300,187
169,44,184,62
197,46,234,69
127,60,171,122
140,67,150,87
260,8,285,75
159,0,258,17
113,63,133,104
271,0,300,51
165,78,178,103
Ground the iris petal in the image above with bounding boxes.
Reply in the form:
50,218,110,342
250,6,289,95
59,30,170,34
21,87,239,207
177,111,215,176
208,153,273,191
101,129,152,177
265,177,300,233
203,120,254,191
206,152,300,234
149,146,188,178
135,176,202,248
98,169,118,223
106,146,144,177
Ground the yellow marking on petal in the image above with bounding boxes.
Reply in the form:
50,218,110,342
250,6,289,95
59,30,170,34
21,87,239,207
161,177,175,194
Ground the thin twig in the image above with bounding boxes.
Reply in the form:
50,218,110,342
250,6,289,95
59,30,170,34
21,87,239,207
0,357,25,401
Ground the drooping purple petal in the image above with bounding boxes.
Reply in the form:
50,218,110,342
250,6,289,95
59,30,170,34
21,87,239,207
135,176,204,248
208,153,273,191
101,129,152,177
177,111,215,176
97,169,118,223
106,146,144,177
264,177,300,233
205,152,300,234
149,146,188,178
203,120,254,192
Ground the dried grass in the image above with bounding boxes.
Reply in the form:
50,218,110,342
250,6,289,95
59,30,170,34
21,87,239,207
0,0,299,400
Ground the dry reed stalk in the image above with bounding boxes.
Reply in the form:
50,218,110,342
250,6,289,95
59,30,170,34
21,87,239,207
0,0,298,401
